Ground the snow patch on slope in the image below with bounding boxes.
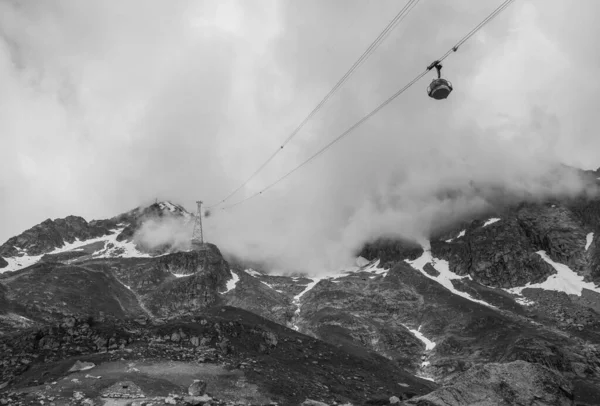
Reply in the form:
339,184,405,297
324,258,389,280
157,201,190,216
445,229,466,243
294,278,322,302
405,241,493,308
56,228,148,259
349,258,388,278
171,272,192,278
483,218,501,227
291,277,324,331
515,296,535,306
221,270,240,294
507,251,600,296
402,324,436,350
244,269,263,277
93,229,155,259
158,201,177,212
586,233,594,251
1,253,45,273
402,324,436,384
261,281,284,293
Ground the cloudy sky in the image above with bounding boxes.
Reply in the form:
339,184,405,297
2,0,600,273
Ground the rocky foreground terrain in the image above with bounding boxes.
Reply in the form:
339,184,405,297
2,169,600,405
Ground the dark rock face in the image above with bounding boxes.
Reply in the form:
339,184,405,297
143,246,232,318
0,216,113,257
568,193,600,231
79,245,232,319
517,204,588,275
40,250,89,263
0,256,7,268
0,262,148,329
296,271,426,371
403,361,574,406
0,245,235,334
432,217,555,288
359,239,423,269
590,244,600,285
222,269,296,327
0,282,8,309
430,203,596,289
423,263,439,277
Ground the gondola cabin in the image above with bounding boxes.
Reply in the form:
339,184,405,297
427,78,453,100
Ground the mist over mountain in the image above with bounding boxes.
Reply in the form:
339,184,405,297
129,164,599,277
3,0,600,404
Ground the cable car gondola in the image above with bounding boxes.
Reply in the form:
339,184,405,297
427,61,453,100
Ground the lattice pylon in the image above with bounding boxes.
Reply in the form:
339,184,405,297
191,200,204,250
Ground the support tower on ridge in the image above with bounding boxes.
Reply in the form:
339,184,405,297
191,200,205,250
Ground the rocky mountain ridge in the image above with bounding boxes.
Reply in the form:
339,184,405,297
0,201,193,273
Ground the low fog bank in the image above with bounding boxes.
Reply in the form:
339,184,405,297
132,161,598,277
132,215,193,253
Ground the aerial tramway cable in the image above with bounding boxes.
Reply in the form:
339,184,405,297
214,0,516,213
206,0,421,210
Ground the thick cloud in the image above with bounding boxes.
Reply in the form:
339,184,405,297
2,0,599,275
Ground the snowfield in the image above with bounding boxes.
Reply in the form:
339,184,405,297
507,250,600,296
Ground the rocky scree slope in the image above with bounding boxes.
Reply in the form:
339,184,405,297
403,360,576,406
0,306,435,405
